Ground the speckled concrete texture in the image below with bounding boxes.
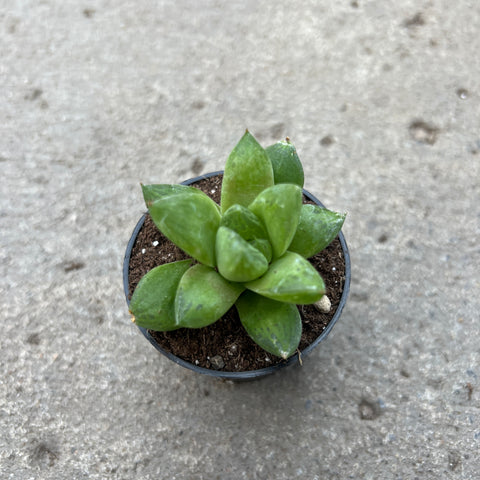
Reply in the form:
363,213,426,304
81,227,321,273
1,1,479,479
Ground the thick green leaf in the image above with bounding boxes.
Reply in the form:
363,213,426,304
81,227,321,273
289,204,346,258
148,189,221,267
245,251,325,304
142,184,207,208
248,238,272,263
129,260,192,331
221,131,274,213
236,291,301,359
221,204,268,240
216,226,269,282
248,183,302,258
221,204,272,262
175,264,244,328
265,141,304,187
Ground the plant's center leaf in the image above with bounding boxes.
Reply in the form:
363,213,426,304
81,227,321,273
221,204,272,262
215,226,269,283
248,183,302,259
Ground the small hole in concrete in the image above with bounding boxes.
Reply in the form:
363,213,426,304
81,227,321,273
63,261,85,272
456,88,469,100
378,233,388,243
408,120,439,145
320,135,335,147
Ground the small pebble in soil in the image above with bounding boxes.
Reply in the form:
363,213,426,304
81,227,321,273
141,249,146,254
152,241,159,247
209,355,225,370
314,295,331,313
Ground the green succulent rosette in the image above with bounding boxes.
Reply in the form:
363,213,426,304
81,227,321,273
130,131,345,359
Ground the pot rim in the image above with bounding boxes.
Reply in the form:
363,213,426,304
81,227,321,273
123,171,351,380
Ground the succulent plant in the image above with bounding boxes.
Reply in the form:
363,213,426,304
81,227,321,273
129,131,345,359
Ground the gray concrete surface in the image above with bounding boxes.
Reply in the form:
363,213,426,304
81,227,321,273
1,1,479,478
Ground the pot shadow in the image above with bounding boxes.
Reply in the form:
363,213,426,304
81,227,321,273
178,346,342,432
125,328,353,476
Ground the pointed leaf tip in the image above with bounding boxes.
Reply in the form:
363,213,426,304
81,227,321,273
236,291,301,359
289,205,346,258
175,264,244,328
147,187,221,266
221,132,274,213
245,251,325,304
129,259,192,331
265,141,304,187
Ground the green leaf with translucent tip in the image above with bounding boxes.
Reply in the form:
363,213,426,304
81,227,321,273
236,291,301,359
221,204,272,262
265,140,304,188
175,264,244,328
216,226,269,282
248,183,302,258
129,260,192,331
221,131,274,213
148,189,221,267
245,251,325,304
142,184,207,208
289,204,346,258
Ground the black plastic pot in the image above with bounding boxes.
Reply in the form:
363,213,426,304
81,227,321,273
123,171,351,381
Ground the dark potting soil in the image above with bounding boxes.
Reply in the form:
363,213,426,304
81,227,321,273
127,174,346,372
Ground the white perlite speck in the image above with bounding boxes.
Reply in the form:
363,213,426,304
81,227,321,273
152,241,159,247
314,295,331,313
